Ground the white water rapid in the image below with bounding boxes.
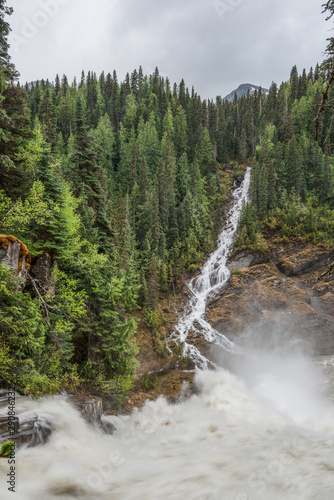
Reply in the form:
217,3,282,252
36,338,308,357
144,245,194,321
1,167,334,500
170,167,251,368
1,358,333,500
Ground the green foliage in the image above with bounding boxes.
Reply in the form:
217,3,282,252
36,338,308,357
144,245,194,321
144,307,166,331
141,371,158,392
3,0,334,401
0,181,49,235
262,192,334,245
173,344,184,356
0,264,46,359
0,442,15,459
0,265,75,397
46,266,87,364
110,375,136,409
234,71,334,251
232,269,243,276
72,259,140,378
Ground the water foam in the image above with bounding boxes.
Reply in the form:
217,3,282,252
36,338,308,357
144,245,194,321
0,365,333,500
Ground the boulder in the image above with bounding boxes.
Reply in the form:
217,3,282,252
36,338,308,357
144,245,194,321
0,411,52,448
0,235,30,288
74,397,103,425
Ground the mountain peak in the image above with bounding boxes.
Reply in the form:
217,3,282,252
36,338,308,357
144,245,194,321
224,83,269,102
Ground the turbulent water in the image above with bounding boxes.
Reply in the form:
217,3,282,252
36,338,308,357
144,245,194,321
0,355,333,500
170,168,251,368
1,168,334,499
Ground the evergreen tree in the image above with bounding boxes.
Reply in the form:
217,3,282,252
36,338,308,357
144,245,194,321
70,97,113,251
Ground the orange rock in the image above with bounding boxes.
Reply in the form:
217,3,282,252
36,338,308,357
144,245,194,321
0,234,30,259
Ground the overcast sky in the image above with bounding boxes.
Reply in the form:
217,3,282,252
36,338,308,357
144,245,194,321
6,0,332,99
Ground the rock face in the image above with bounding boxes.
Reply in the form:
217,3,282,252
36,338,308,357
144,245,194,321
0,239,20,271
0,235,30,286
0,234,56,295
30,253,56,297
0,393,114,450
206,243,334,355
0,413,52,448
73,397,103,425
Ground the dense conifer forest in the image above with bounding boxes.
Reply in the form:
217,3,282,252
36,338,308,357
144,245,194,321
1,0,334,400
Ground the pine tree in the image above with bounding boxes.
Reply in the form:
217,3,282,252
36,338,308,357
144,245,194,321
39,86,57,149
0,0,30,194
0,0,18,82
290,65,299,103
70,97,113,252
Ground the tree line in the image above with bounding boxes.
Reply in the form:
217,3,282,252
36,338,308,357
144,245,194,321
1,0,334,398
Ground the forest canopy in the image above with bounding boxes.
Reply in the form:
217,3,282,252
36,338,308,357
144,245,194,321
1,0,334,400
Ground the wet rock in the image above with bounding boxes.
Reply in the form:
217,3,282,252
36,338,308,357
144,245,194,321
228,252,270,271
100,417,116,435
29,416,52,446
74,397,103,425
0,411,52,448
0,415,19,436
206,242,334,356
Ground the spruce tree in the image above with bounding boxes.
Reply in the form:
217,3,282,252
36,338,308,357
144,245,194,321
70,97,113,252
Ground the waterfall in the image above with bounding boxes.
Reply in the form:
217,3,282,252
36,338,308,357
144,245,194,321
170,167,251,368
1,167,334,500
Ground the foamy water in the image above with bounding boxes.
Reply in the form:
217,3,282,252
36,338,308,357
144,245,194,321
0,357,333,500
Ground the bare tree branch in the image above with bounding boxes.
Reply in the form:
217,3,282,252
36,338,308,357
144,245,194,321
325,115,334,144
0,203,19,226
27,275,51,325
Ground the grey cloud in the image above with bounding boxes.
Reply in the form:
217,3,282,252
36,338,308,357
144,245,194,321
7,0,330,99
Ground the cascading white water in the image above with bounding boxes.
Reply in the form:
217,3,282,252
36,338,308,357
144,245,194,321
0,357,333,500
170,167,251,368
1,166,334,500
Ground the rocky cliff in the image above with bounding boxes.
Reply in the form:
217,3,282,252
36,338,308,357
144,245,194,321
206,242,334,356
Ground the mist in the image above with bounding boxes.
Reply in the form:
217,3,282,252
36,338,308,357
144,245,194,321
211,314,331,424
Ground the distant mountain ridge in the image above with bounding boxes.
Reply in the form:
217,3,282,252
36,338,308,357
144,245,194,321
224,83,269,102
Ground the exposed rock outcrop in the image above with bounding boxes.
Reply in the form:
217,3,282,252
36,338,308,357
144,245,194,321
0,393,114,449
206,242,334,356
0,235,30,287
0,412,52,448
73,396,104,425
29,252,56,298
0,234,58,300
